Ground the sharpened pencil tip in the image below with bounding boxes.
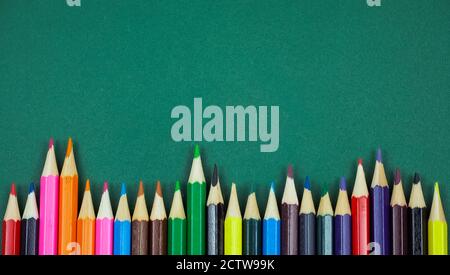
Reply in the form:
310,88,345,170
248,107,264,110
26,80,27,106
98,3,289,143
413,173,421,185
120,183,127,196
85,179,90,191
304,176,311,190
103,181,109,192
270,181,275,192
287,165,293,178
29,183,35,194
358,158,363,165
194,144,200,158
212,164,218,187
376,147,382,162
434,182,440,196
49,138,54,149
66,137,73,157
10,183,16,196
156,181,162,196
138,181,144,196
339,177,346,191
175,180,181,191
394,169,401,185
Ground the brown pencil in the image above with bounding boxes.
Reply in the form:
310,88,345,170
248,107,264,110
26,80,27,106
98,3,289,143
132,181,149,255
150,181,167,255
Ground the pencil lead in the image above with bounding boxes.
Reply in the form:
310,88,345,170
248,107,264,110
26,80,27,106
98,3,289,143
304,176,311,190
358,158,363,165
66,137,73,157
270,181,275,192
394,169,401,185
434,182,440,196
212,164,219,187
339,177,347,191
120,183,127,196
156,181,162,196
287,165,293,179
49,138,54,149
321,183,329,196
85,179,91,191
376,147,382,163
29,182,35,194
175,180,181,191
194,144,200,158
413,173,421,185
10,183,16,196
138,181,144,196
103,181,109,192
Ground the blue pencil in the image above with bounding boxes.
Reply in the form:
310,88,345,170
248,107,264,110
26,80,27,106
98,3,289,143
334,177,352,255
262,182,280,255
114,183,131,255
299,176,316,255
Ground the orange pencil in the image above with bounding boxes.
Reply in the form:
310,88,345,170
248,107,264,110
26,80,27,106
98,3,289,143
76,180,96,255
58,138,79,255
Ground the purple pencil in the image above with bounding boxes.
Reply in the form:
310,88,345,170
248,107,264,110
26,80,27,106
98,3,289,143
370,148,391,255
334,177,351,255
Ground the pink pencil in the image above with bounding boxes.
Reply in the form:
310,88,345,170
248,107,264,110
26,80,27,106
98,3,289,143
39,138,60,255
95,182,114,255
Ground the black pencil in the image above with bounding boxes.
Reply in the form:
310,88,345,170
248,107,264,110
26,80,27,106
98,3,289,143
391,169,408,255
207,165,225,255
408,173,427,255
21,183,39,255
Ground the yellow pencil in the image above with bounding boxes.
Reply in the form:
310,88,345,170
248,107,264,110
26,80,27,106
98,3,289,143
224,183,242,255
428,182,448,255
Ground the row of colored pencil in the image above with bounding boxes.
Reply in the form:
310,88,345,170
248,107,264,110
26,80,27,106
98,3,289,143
1,140,448,255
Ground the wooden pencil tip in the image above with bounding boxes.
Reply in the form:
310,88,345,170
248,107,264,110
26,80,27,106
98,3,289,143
394,169,401,185
66,137,73,157
193,144,200,158
10,183,16,196
138,181,144,196
49,138,54,149
85,179,91,191
156,181,162,196
287,165,293,178
103,181,109,192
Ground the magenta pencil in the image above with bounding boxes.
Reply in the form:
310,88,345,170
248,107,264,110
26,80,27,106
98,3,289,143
38,138,60,255
95,182,114,255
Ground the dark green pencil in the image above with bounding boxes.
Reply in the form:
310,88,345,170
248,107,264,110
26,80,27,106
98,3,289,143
243,192,261,255
317,185,333,255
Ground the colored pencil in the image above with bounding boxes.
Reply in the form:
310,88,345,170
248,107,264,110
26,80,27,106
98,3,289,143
187,144,206,255
95,182,114,255
317,185,333,255
168,180,186,255
351,159,370,255
114,183,131,255
299,176,316,255
408,173,427,255
207,164,225,255
150,181,167,255
58,138,78,255
76,180,96,255
21,183,39,255
39,138,59,255
281,165,298,255
334,177,351,255
428,182,448,255
132,181,149,255
2,183,21,255
224,183,242,255
370,148,390,255
262,182,280,255
391,169,408,255
243,191,261,255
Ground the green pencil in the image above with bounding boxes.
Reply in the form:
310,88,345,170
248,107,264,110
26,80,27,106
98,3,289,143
243,192,261,255
187,145,206,255
168,181,186,255
317,185,334,255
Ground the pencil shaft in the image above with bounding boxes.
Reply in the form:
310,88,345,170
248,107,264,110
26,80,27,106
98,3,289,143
428,221,448,255
243,218,261,255
132,221,149,255
168,218,186,255
2,220,21,255
224,217,242,255
351,196,370,255
21,218,38,255
58,175,78,255
281,203,298,255
76,219,95,255
151,219,167,255
262,218,280,255
95,218,113,255
317,215,333,255
299,213,315,255
392,205,408,255
114,220,131,255
334,214,351,255
39,175,59,255
187,182,206,255
207,203,224,255
370,186,390,255
409,208,427,255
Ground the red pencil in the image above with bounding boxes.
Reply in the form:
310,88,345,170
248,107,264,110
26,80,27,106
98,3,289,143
2,183,21,255
351,159,370,255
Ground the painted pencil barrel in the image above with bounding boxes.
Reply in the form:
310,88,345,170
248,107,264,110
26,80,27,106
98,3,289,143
281,204,298,255
317,214,333,255
114,220,131,255
299,213,315,255
351,196,370,255
225,217,242,255
262,218,280,255
168,218,186,255
21,218,39,255
392,205,408,255
76,219,95,255
409,208,427,255
2,220,21,255
95,218,113,255
39,175,59,255
428,221,448,255
187,182,206,255
132,221,148,255
334,214,351,255
151,219,167,255
243,219,261,255
371,186,391,255
58,175,78,255
207,203,224,255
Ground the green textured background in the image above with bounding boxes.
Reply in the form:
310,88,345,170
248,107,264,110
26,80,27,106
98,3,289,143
0,0,449,250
